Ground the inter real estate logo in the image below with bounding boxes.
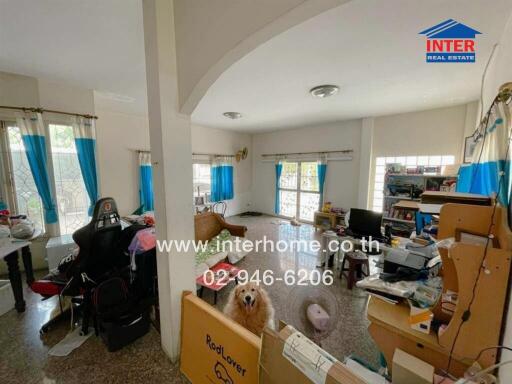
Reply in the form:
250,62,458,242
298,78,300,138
419,19,481,63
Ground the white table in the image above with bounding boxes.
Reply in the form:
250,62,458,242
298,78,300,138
0,240,31,312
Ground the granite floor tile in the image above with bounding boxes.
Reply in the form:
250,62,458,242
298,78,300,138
0,215,380,383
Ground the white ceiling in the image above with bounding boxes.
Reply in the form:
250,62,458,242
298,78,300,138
0,1,511,131
0,0,147,114
192,0,512,132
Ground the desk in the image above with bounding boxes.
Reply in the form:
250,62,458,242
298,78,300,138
1,240,31,312
367,296,470,377
318,232,411,269
367,204,512,377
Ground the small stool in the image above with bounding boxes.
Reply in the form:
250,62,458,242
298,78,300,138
339,251,369,290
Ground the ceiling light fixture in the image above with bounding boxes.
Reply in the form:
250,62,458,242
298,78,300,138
223,112,242,119
309,84,339,98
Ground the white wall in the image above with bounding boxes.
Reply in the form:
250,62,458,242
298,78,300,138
372,104,468,158
251,120,362,215
0,71,39,108
365,104,471,210
482,12,512,114
95,102,151,216
191,124,252,217
38,78,94,115
94,95,252,218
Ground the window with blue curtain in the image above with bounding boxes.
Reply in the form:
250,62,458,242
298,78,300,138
274,162,283,214
139,152,154,211
73,117,99,215
457,101,511,205
16,111,58,224
317,160,327,207
211,156,234,202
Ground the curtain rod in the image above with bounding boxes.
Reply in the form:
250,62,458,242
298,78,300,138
0,105,98,120
261,149,353,157
133,150,236,157
193,152,235,158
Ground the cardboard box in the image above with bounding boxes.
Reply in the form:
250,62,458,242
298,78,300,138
180,291,261,384
259,324,365,384
392,349,434,384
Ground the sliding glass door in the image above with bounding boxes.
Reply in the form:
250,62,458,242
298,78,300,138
279,161,320,222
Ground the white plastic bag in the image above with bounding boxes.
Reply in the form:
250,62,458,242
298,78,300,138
11,219,35,239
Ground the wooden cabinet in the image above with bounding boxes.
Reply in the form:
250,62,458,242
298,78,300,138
313,211,345,230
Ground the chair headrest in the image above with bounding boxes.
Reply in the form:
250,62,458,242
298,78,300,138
92,197,120,231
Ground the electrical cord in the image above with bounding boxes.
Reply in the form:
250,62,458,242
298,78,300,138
474,346,512,362
456,359,512,384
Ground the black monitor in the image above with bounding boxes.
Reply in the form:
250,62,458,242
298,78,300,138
347,208,383,239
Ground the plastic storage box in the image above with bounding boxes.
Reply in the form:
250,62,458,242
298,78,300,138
0,280,14,316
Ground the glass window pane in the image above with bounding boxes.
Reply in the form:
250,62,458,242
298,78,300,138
299,192,320,221
417,156,429,166
7,126,45,232
300,162,319,192
375,174,385,182
279,162,298,189
385,157,396,164
376,157,385,166
429,156,442,166
374,182,384,191
395,157,406,165
442,155,455,165
192,163,211,199
279,190,297,218
49,124,90,235
406,156,417,166
375,165,385,175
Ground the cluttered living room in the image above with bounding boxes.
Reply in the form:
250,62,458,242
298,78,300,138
1,1,512,383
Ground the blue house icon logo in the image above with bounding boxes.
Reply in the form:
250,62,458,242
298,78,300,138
419,19,481,63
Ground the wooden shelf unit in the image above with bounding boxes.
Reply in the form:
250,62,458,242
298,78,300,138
383,173,457,230
313,211,345,230
367,203,512,377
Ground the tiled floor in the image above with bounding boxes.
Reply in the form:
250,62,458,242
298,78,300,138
0,215,380,383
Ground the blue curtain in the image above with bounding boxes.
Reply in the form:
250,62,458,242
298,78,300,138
274,162,283,214
317,162,327,207
17,112,58,224
211,159,234,202
74,118,99,215
139,152,154,211
457,101,511,205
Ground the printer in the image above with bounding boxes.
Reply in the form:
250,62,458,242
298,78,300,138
383,242,438,273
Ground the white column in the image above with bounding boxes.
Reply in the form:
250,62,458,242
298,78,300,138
142,0,196,361
358,118,374,209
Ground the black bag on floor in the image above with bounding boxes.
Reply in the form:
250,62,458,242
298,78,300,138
93,277,150,352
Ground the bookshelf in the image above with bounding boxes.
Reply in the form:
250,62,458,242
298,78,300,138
382,166,457,232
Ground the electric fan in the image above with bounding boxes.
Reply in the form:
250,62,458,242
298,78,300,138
284,285,339,346
235,147,248,162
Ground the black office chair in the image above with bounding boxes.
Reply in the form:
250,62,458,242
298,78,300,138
32,197,123,335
